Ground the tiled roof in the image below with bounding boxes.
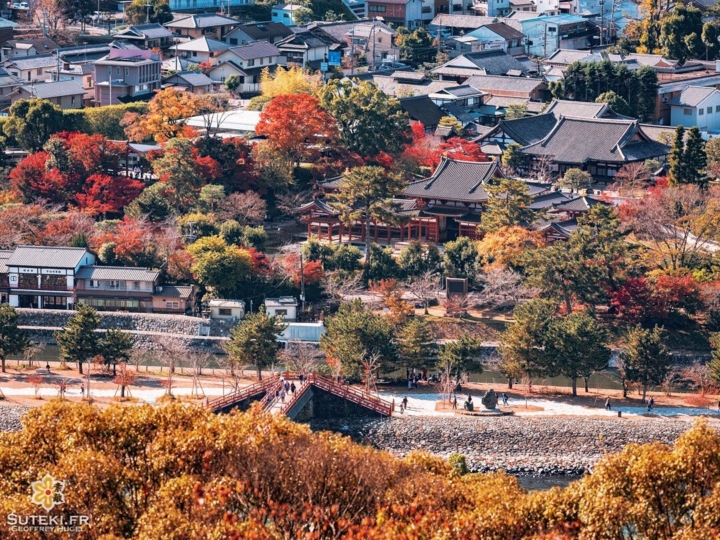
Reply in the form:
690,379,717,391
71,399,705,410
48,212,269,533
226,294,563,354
176,37,230,53
0,250,12,274
444,84,483,97
76,266,160,281
638,124,676,144
20,80,85,98
464,74,545,95
499,113,557,146
225,41,280,60
521,117,668,164
277,30,337,50
7,54,57,70
537,218,578,236
168,70,214,87
483,22,525,40
400,95,444,127
371,75,457,97
154,285,195,299
462,50,529,75
668,86,719,107
550,196,610,213
528,191,572,209
544,99,607,119
230,21,293,41
8,246,89,269
403,157,499,202
166,14,238,29
117,23,173,39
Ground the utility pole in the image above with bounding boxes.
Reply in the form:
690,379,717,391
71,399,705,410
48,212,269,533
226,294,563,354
299,253,305,315
145,0,152,24
371,18,376,71
599,0,604,46
350,25,355,75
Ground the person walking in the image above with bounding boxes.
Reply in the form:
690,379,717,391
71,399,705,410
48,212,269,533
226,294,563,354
502,393,508,407
291,382,296,395
649,397,654,411
452,396,457,410
280,390,286,403
80,384,85,397
402,396,408,412
605,398,611,411
407,378,412,390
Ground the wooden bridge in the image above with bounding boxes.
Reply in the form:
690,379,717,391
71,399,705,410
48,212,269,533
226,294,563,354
208,372,394,418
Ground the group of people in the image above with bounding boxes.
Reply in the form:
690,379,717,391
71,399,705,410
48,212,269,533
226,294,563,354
275,376,299,404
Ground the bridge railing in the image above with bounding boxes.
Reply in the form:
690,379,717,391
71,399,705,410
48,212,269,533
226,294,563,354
207,374,279,412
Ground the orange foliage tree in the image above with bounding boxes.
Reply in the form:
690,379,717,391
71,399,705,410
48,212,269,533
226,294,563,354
122,87,202,143
255,93,338,165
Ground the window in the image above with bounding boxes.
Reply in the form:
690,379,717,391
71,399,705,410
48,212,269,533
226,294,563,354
700,108,705,115
368,5,386,11
229,38,238,45
709,107,713,114
125,67,129,76
165,301,180,309
116,67,121,75
109,280,121,289
422,6,432,12
716,105,720,113
133,281,140,290
219,308,232,316
36,68,41,75
684,108,692,115
192,51,197,57
71,96,75,105
275,309,288,316
248,59,255,66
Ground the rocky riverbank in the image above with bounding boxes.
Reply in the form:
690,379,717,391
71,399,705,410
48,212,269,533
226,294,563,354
0,406,29,433
309,416,719,476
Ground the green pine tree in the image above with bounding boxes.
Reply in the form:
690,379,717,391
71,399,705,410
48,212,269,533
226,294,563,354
684,127,707,188
54,304,101,375
479,178,539,233
101,329,134,375
622,325,671,403
0,304,29,373
396,319,437,371
223,308,287,381
669,125,686,185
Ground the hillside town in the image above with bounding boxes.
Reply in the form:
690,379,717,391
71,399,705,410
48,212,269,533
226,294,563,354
0,0,719,537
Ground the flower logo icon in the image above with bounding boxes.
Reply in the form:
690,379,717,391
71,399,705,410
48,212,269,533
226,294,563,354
30,474,65,511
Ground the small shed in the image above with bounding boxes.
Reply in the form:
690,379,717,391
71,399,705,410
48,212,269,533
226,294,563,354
264,296,298,321
208,299,245,320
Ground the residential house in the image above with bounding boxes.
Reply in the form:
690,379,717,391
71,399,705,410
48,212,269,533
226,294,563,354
6,246,95,310
264,297,298,320
114,23,174,50
209,41,282,95
224,21,293,45
0,251,10,304
519,15,594,57
9,80,85,110
310,21,397,67
463,74,548,122
276,28,341,68
152,285,196,315
449,23,526,56
164,14,239,40
4,53,57,82
48,64,95,105
429,84,484,108
472,0,512,15
668,86,720,132
174,36,230,65
164,70,215,93
272,4,303,26
0,67,23,109
400,95,445,130
93,49,162,106
433,50,529,81
366,0,424,29
429,14,522,35
75,266,160,313
370,70,458,97
1,37,58,62
167,0,253,9
520,117,669,182
208,299,245,320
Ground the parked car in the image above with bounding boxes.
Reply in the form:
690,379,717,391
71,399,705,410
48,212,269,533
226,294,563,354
374,61,408,71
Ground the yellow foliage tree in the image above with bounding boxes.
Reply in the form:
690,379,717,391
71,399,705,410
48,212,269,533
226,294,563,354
122,88,203,143
259,65,322,98
476,225,545,269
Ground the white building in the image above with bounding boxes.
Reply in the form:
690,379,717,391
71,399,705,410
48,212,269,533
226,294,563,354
272,4,304,26
264,297,298,321
208,299,245,320
7,246,95,310
669,86,720,132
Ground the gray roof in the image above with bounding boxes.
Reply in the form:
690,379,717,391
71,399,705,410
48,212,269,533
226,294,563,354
166,14,238,29
8,246,89,269
496,113,557,146
0,250,12,274
404,157,499,202
229,21,293,41
75,266,160,281
550,196,611,213
117,23,173,39
464,75,545,95
522,117,669,164
7,54,58,70
668,86,719,107
168,70,214,87
176,36,230,52
528,191,572,210
400,95,444,127
444,84,483,97
225,41,280,60
19,80,85,98
544,99,608,119
456,50,528,75
155,285,195,299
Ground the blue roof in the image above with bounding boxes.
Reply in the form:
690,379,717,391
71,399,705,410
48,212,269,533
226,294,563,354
521,14,586,25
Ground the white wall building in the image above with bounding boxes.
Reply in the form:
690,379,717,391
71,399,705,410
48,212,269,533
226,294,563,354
669,86,720,132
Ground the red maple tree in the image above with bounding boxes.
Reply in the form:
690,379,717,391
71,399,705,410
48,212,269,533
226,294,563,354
75,174,145,216
255,93,338,164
